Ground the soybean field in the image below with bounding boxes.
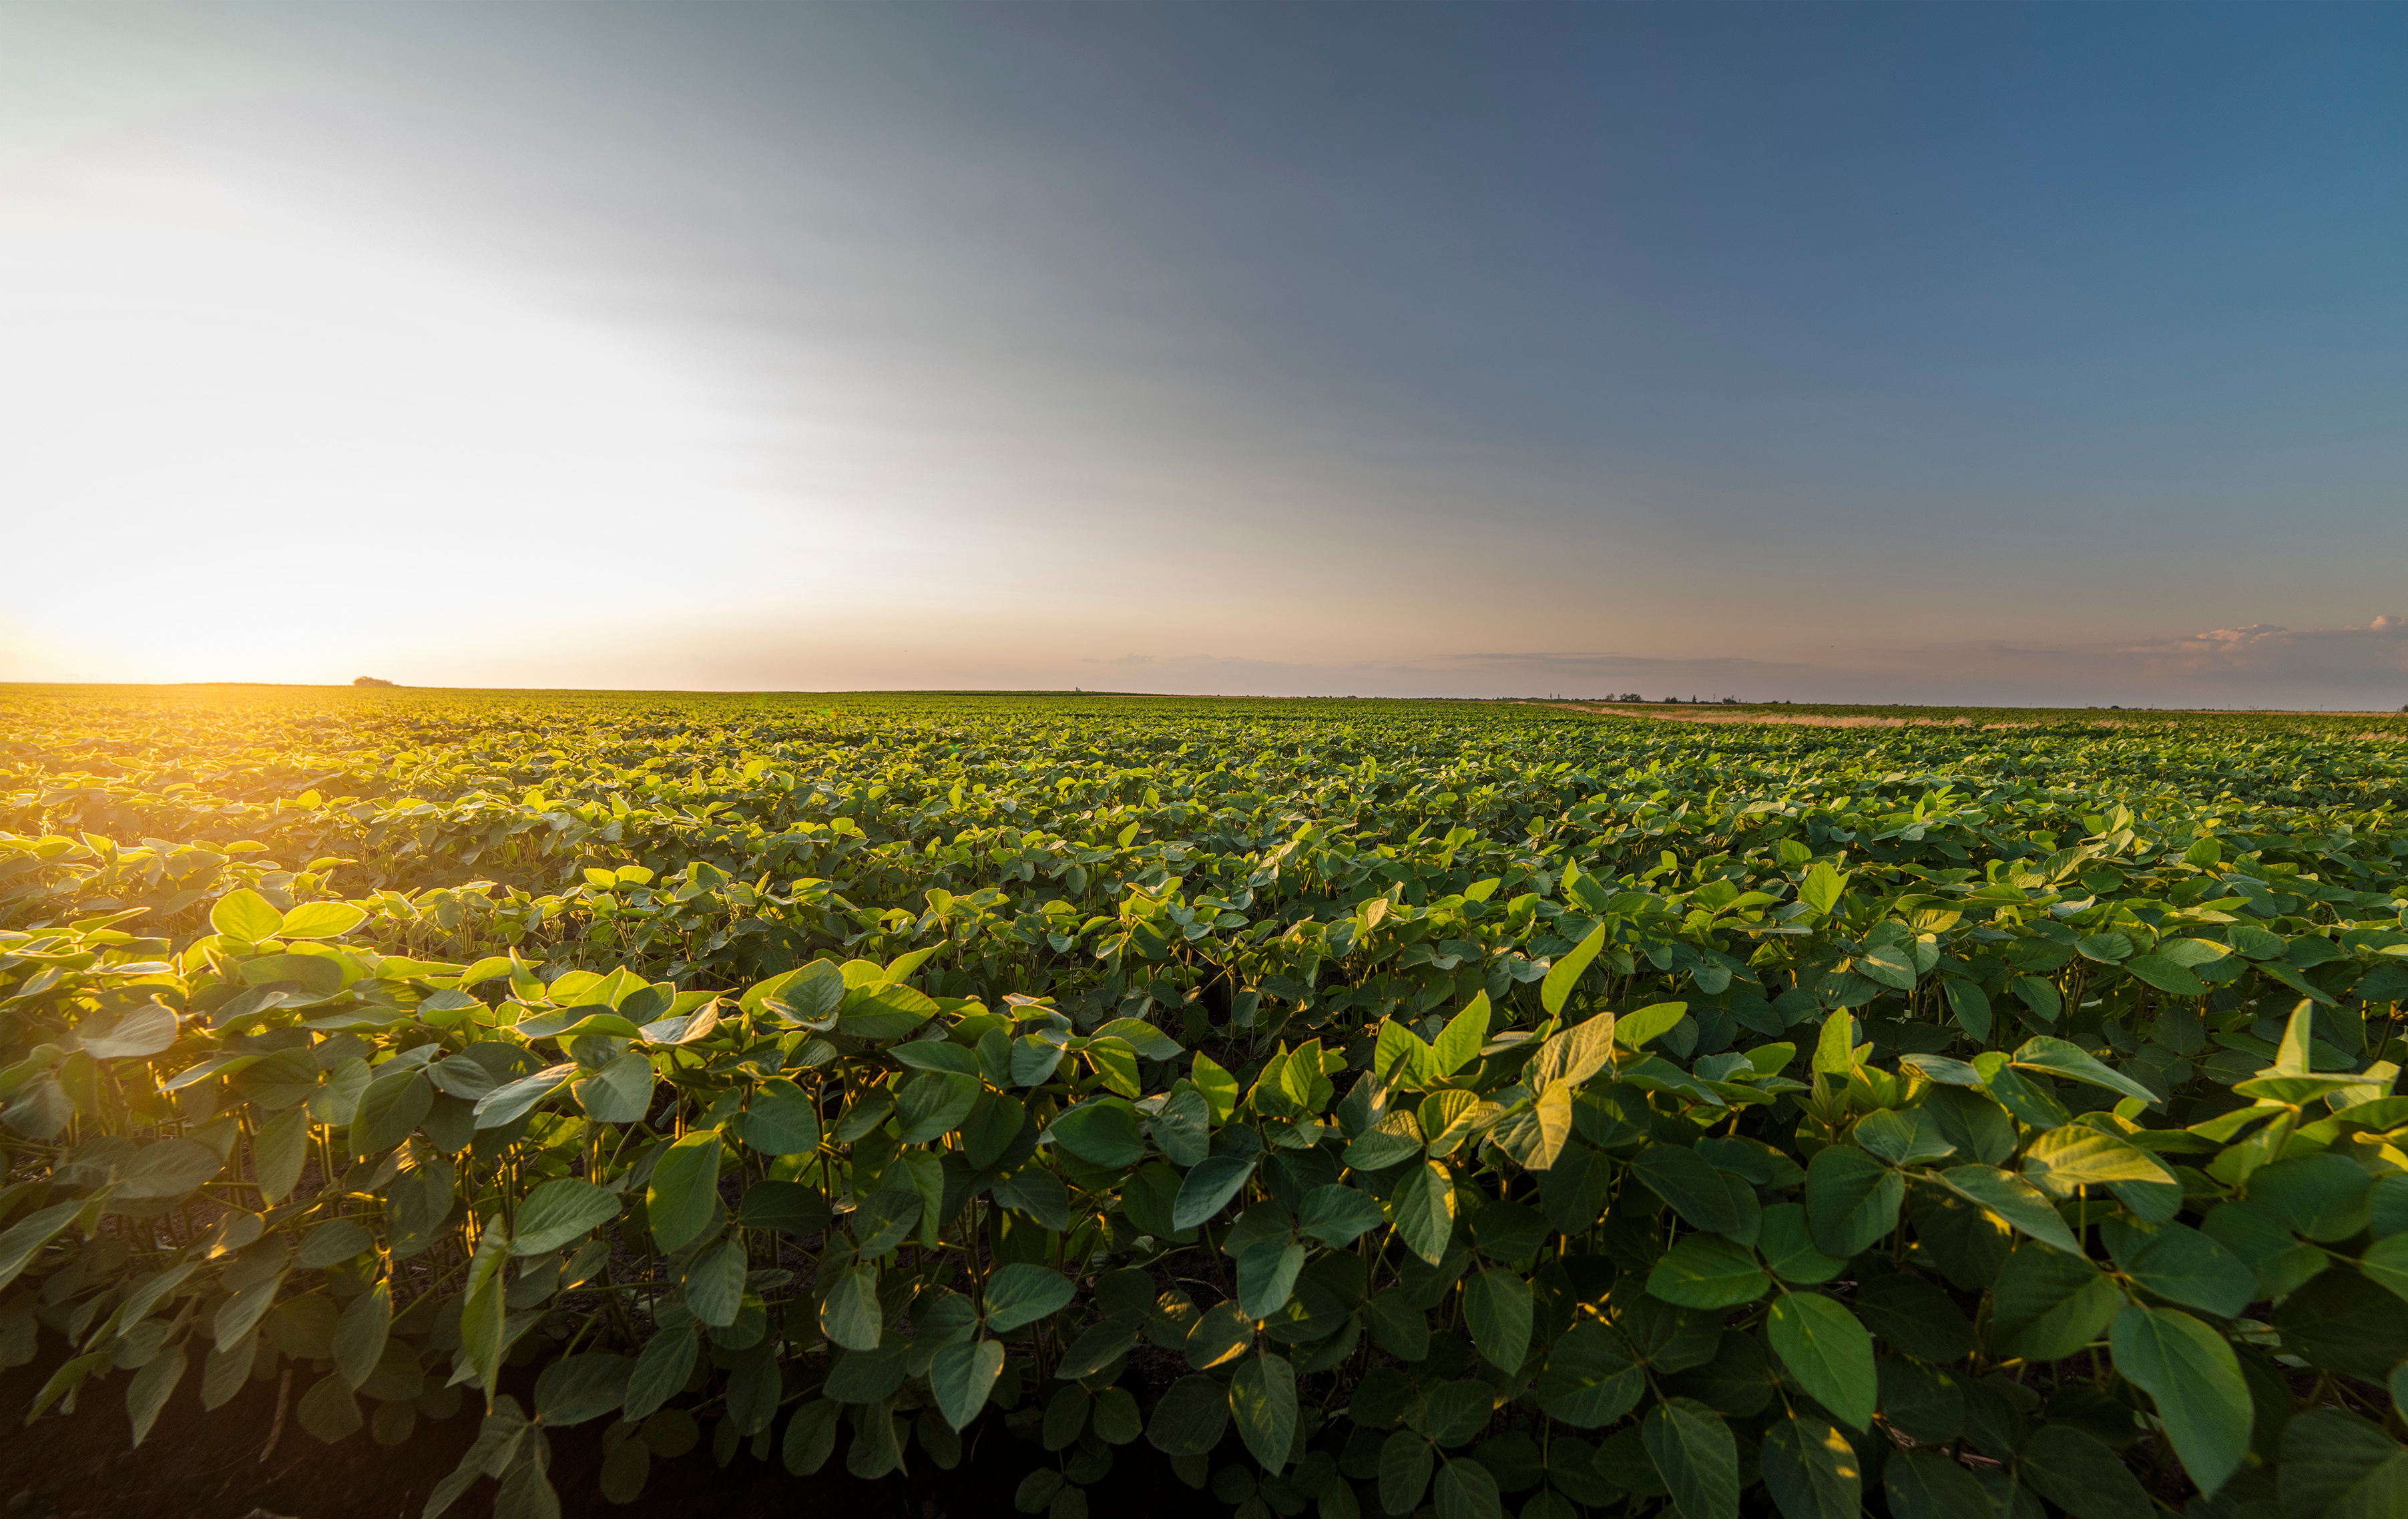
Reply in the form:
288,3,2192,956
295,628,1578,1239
5,685,2408,1519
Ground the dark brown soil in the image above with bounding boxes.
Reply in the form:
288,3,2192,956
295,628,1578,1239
0,1349,1226,1519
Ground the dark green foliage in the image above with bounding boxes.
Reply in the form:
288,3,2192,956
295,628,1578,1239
3,689,2407,1516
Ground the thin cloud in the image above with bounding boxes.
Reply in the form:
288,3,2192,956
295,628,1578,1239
1447,651,1810,680
2122,614,2408,677
1074,649,1804,698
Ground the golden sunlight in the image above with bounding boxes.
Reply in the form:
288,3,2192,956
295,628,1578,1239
0,169,766,680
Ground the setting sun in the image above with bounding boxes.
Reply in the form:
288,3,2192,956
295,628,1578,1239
0,167,772,680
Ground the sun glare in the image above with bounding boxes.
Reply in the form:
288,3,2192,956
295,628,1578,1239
0,166,774,683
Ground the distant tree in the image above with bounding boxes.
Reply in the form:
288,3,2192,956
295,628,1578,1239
353,676,397,688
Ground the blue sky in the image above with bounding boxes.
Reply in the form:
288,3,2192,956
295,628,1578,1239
2,3,2403,705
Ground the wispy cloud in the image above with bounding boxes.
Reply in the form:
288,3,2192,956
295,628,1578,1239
1079,649,1803,698
1448,651,1809,682
2121,615,2408,678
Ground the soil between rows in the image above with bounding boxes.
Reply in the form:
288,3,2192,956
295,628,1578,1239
0,1347,1228,1519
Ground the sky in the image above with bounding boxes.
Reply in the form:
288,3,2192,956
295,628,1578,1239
1,3,2404,707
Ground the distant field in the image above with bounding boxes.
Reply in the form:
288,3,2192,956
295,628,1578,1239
1549,697,2408,731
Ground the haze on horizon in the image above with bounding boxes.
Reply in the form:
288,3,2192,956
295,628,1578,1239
2,3,2403,708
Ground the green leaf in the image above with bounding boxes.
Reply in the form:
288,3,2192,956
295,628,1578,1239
297,1218,373,1269
1535,1321,1644,1428
281,901,367,939
1798,863,1847,915
1173,1154,1257,1231
2279,1409,2408,1519
458,1223,511,1399
1433,996,1491,1076
1049,1097,1146,1166
929,1338,1005,1432
2076,931,2134,963
644,1128,724,1255
820,1265,881,1351
294,1371,362,1445
684,1239,748,1327
1646,1235,1770,1310
1190,1050,1241,1122
851,1187,923,1256
1091,1386,1141,1446
1056,1320,1137,1381
2363,1233,2408,1304
1943,979,1993,1040
2100,1219,2256,1319
1975,1056,2070,1129
210,887,284,941
1463,1269,1534,1371
1145,1373,1230,1457
622,1328,697,1422
598,1442,648,1504
533,1352,633,1427
511,1178,622,1256
1882,1450,1995,1519
1424,1379,1494,1446
1389,1161,1457,1266
824,1344,907,1405
1230,1354,1298,1474
2250,1153,2375,1242
963,1088,1033,1169
1433,1458,1503,1519
1237,1241,1306,1321
344,1064,433,1160
424,1397,531,1519
1766,1293,1876,1432
1632,1146,1742,1235
1528,1008,1618,1092
473,1064,577,1128
1852,1108,1953,1166
1851,1274,1976,1363
2009,1036,2160,1105
1855,943,1918,992
1758,1203,1847,1285
1989,1244,2117,1362
2124,953,2206,997
895,1069,981,1144
992,1168,1069,1230
1936,1165,2083,1255
80,1004,179,1059
2274,1268,2408,1380
332,1280,391,1389
782,1397,843,1475
1380,1431,1435,1515
1541,926,1608,1018
1759,1416,1861,1519
1120,1160,1195,1245
125,1339,188,1448
1615,1002,1688,1050
984,1263,1075,1333
571,1052,654,1125
1150,1084,1212,1168
1802,1146,1903,1261
118,1138,224,1199
1297,1184,1387,1248
2020,1126,2174,1201
2018,1425,2153,1519
1642,1397,1738,1519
